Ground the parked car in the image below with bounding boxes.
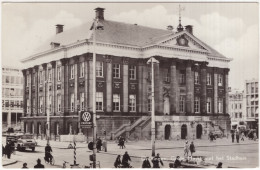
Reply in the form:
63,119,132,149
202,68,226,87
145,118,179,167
212,131,223,138
6,133,37,152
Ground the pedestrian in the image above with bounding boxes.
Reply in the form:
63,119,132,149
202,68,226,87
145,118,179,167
151,153,163,168
97,137,102,152
122,151,131,168
22,163,28,168
173,156,181,168
184,141,189,157
118,136,123,149
216,162,223,168
114,155,121,168
241,132,245,141
231,132,235,143
5,142,12,159
2,144,5,157
34,158,45,168
122,137,126,148
236,131,240,143
190,141,195,156
142,157,151,168
253,132,257,141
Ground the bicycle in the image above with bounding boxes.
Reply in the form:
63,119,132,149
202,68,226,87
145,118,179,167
44,156,55,165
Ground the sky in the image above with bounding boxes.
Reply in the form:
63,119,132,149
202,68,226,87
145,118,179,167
1,2,259,90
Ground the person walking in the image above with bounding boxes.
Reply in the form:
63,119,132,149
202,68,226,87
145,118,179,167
122,151,131,168
34,159,45,168
236,131,240,143
114,155,122,168
241,132,245,141
184,141,189,157
97,137,102,152
189,141,195,156
5,142,12,159
22,163,28,168
151,153,163,168
142,157,151,168
231,132,235,143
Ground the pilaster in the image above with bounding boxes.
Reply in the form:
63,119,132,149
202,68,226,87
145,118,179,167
185,60,193,114
213,67,218,114
106,55,112,112
170,59,177,114
224,68,230,114
200,62,207,114
87,55,93,112
122,57,129,113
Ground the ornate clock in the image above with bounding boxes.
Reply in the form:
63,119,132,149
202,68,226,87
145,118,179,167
177,35,188,46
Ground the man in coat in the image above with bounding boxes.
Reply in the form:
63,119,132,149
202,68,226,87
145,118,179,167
122,151,131,168
152,153,164,168
142,157,151,168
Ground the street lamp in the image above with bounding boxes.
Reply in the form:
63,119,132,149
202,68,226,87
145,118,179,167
92,18,104,168
147,57,159,156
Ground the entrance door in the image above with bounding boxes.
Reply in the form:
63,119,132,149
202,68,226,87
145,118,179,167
196,124,203,139
181,124,187,139
165,124,171,140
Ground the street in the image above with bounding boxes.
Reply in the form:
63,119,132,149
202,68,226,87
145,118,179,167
2,137,259,168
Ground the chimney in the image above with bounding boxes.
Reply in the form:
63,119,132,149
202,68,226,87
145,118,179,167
167,25,174,31
95,7,105,20
56,24,64,34
185,25,193,35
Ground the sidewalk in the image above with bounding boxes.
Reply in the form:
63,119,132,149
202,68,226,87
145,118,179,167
2,157,17,166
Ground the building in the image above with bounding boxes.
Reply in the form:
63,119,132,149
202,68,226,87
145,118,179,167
2,66,24,131
20,8,231,140
243,79,258,129
229,89,244,128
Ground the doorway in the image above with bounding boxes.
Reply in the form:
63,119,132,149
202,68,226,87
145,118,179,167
196,124,203,139
181,124,187,139
165,124,171,140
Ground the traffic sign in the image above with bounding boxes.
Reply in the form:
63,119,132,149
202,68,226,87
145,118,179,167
80,111,93,128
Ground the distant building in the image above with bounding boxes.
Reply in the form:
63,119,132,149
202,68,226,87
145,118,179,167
2,66,24,131
229,89,244,127
20,8,231,140
243,79,258,129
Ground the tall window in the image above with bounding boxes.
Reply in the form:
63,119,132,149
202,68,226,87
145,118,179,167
40,97,43,113
70,93,74,112
80,93,84,111
179,70,185,84
27,99,30,114
129,95,136,112
49,95,52,113
218,98,223,113
48,68,52,82
96,61,103,77
96,92,103,111
70,65,75,79
206,73,211,85
113,64,120,78
164,69,170,83
194,97,200,113
80,62,85,78
194,72,199,84
179,95,185,113
113,94,120,111
57,95,61,112
218,74,223,86
57,67,61,81
148,98,152,112
207,97,212,113
129,65,136,80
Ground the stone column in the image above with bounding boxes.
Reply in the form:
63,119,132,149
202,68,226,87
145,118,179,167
214,68,218,114
51,61,56,115
158,67,164,114
200,62,207,114
224,69,230,114
42,63,47,116
22,70,27,116
106,55,112,112
61,58,68,114
28,68,33,116
185,60,193,114
74,57,78,114
170,59,177,114
137,59,145,113
34,66,39,116
122,57,129,113
87,55,93,112
84,55,89,111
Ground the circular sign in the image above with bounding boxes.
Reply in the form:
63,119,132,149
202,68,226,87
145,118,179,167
88,142,93,150
82,112,91,122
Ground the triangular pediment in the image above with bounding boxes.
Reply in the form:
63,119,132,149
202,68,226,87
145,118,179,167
157,31,211,52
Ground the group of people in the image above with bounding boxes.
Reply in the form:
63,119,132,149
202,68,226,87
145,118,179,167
114,151,132,168
118,136,126,149
184,141,196,157
21,159,45,168
2,141,15,159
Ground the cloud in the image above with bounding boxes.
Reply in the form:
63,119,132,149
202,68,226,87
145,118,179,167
2,10,83,67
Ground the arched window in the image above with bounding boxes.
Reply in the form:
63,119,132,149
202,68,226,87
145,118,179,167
163,96,170,115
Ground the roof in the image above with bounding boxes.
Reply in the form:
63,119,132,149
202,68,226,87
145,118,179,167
32,19,227,59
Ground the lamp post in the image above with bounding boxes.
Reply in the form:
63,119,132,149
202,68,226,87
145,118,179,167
92,18,103,168
147,57,159,157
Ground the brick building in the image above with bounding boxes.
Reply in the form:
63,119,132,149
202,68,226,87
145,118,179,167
229,89,244,128
21,8,231,140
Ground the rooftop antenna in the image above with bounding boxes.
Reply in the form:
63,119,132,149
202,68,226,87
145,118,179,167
177,4,185,32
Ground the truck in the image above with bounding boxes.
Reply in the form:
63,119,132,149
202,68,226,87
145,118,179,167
6,133,37,152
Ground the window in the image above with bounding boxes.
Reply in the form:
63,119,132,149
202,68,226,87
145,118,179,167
179,70,185,84
240,113,242,118
80,62,85,78
240,104,242,109
194,97,200,113
48,68,52,82
194,72,200,84
70,65,75,79
164,69,170,83
40,97,43,113
57,95,61,112
148,98,152,112
70,93,74,112
80,93,84,111
129,65,136,80
96,92,103,111
207,97,212,113
5,76,10,83
129,95,136,112
27,99,30,114
218,74,223,86
179,95,185,113
235,104,237,109
251,85,255,94
218,98,223,113
49,95,52,113
96,61,103,77
206,73,211,85
147,71,151,81
113,94,120,111
235,113,238,118
57,67,61,81
113,64,120,78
